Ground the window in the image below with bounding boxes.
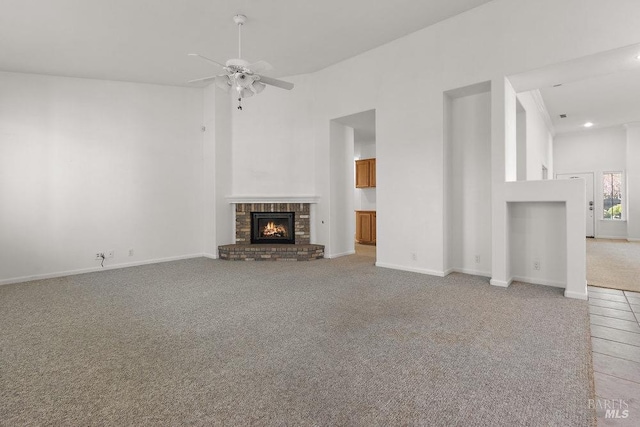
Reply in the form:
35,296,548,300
603,172,623,220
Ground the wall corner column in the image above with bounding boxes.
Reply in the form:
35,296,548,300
626,123,640,241
564,190,587,300
490,77,516,288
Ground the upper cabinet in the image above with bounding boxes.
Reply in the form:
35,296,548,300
355,158,376,188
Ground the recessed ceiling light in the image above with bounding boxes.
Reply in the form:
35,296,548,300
584,122,594,128
636,54,640,60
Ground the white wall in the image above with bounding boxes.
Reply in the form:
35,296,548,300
490,78,516,286
202,84,234,254
516,91,553,180
202,86,216,256
230,74,316,196
509,202,567,286
554,126,627,238
329,121,355,257
627,124,640,241
516,100,527,181
214,90,234,247
446,90,492,276
0,71,204,283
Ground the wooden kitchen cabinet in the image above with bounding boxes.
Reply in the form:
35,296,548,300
355,158,376,188
355,210,376,244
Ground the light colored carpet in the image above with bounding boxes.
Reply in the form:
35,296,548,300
0,256,595,426
587,238,640,292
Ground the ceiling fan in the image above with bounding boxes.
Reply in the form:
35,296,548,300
188,14,294,110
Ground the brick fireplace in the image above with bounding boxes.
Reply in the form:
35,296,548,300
218,201,324,261
236,203,310,244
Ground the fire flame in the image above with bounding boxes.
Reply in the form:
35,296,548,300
262,221,288,237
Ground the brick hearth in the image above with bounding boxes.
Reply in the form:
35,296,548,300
218,244,324,261
219,202,324,261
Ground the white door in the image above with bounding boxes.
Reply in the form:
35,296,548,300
556,172,595,237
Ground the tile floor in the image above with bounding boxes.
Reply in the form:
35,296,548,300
588,286,640,426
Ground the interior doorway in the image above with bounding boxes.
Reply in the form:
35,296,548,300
556,172,595,237
332,110,376,260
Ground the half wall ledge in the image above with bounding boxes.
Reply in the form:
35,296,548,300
491,179,587,300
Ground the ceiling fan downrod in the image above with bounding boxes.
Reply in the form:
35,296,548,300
234,14,246,59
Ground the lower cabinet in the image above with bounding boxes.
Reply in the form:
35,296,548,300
355,210,376,244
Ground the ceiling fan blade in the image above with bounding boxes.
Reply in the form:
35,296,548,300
257,75,294,90
247,60,273,74
215,75,231,93
188,53,226,69
187,75,218,84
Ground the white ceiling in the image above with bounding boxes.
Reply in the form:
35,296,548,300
510,43,640,135
0,0,493,86
540,67,640,134
5,0,637,136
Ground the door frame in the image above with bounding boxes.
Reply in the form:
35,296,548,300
556,172,595,238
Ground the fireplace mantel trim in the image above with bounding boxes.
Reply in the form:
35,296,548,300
226,195,320,204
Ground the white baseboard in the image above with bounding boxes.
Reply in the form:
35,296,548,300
511,275,565,288
326,250,355,259
490,278,511,288
595,235,627,240
565,289,588,300
450,268,492,278
375,262,446,277
0,253,204,286
202,253,218,259
627,238,640,242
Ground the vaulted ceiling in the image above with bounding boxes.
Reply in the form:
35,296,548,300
0,0,493,86
3,1,639,135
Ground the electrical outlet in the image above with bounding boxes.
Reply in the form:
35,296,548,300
106,250,114,258
411,252,417,261
128,248,134,257
95,252,105,260
475,255,481,264
534,261,540,271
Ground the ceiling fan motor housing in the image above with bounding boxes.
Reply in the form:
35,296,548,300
226,58,251,71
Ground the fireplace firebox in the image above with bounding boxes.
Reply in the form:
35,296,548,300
251,212,295,244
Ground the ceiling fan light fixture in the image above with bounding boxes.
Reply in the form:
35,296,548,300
252,81,266,94
233,85,252,98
